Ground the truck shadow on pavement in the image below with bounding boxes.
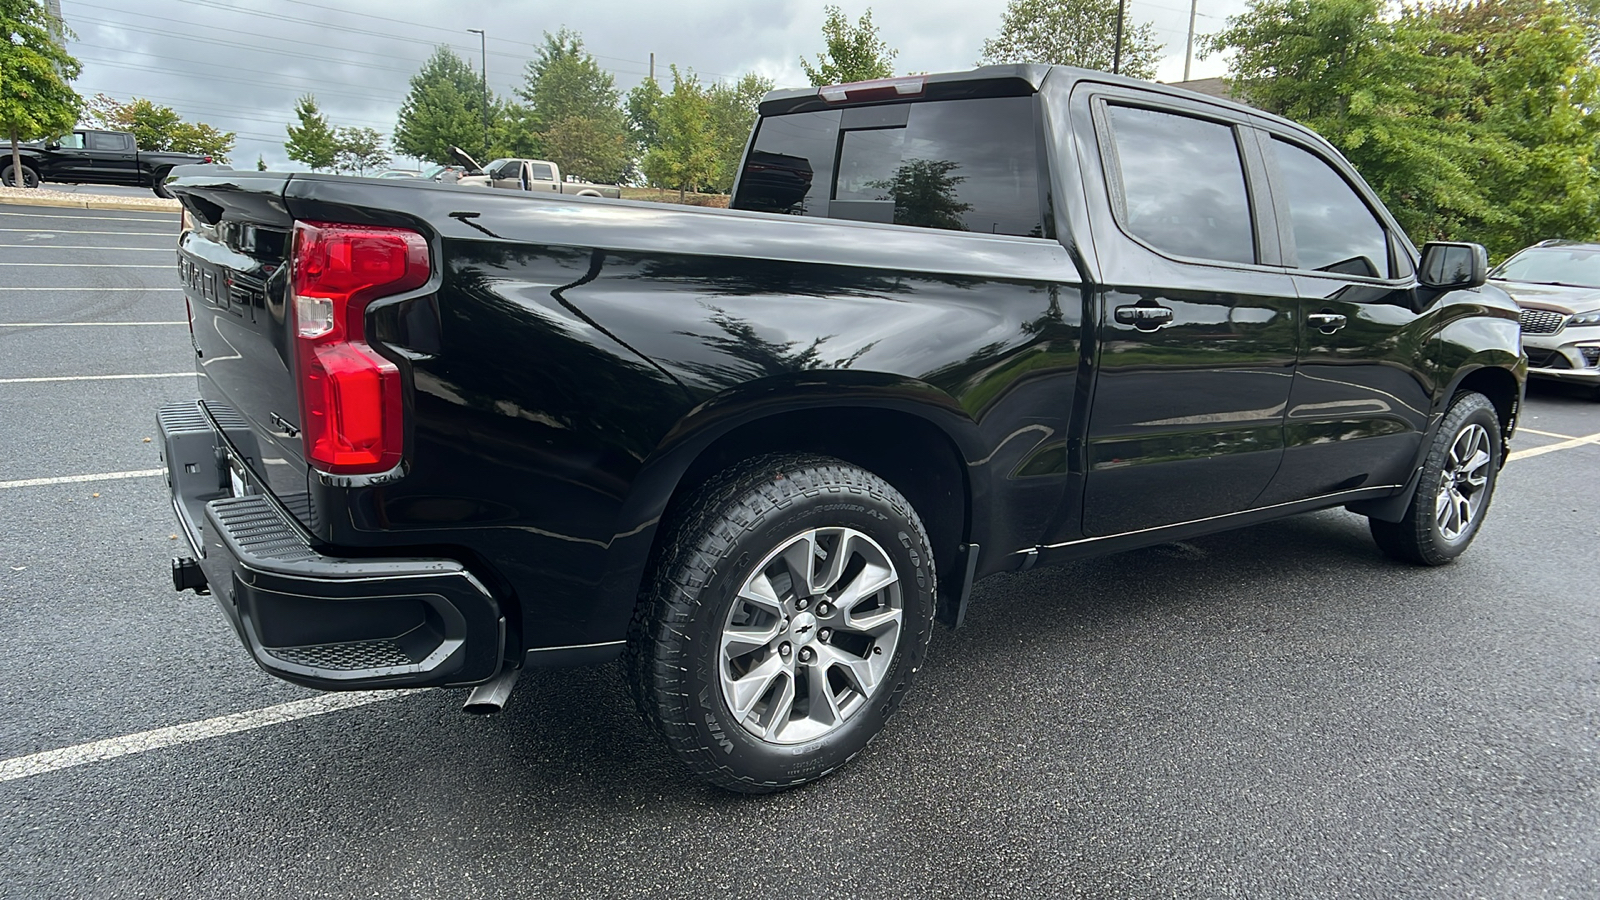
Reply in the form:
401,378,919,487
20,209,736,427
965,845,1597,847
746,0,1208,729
11,506,1528,897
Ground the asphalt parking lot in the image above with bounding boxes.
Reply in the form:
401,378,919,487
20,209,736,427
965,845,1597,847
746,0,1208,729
1,201,1597,899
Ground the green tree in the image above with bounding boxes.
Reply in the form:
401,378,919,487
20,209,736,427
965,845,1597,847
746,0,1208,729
979,0,1163,79
539,116,630,183
510,29,631,182
333,126,390,176
1208,0,1600,255
168,120,234,162
76,94,234,162
256,154,267,171
1,0,82,187
705,73,773,192
626,77,665,154
800,6,898,85
285,93,337,171
395,45,496,164
1425,0,1600,252
642,66,719,199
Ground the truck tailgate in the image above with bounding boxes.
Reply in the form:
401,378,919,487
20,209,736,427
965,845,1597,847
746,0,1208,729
172,171,309,511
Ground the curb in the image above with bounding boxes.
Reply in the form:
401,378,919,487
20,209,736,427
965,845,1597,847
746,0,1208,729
0,193,180,213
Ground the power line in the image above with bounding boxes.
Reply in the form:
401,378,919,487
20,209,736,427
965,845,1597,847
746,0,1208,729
265,0,738,79
72,51,407,104
78,88,394,131
69,0,447,72
72,14,424,78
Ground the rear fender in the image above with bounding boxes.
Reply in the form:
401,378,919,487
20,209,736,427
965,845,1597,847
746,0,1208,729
590,372,987,645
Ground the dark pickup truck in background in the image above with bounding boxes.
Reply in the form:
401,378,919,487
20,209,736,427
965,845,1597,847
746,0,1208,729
5,128,212,197
159,65,1524,793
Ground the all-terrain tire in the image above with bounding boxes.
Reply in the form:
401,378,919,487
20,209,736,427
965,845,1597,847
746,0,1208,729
1369,391,1502,566
627,454,936,793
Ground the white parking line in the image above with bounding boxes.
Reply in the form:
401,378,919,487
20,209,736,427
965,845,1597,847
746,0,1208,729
1508,430,1600,461
0,211,173,223
0,263,171,268
0,228,173,236
0,244,172,251
0,321,185,327
0,691,422,783
0,469,164,490
0,373,194,384
0,286,180,291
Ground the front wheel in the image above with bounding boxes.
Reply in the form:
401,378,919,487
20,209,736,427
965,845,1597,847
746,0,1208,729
1369,391,1502,565
628,454,936,793
2,164,39,189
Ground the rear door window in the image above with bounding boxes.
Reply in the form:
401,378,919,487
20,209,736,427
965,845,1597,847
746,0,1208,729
733,96,1044,238
87,132,129,151
1103,105,1256,265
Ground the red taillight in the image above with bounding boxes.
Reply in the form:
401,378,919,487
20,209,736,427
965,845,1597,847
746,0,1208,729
290,220,429,475
203,156,213,164
818,76,925,103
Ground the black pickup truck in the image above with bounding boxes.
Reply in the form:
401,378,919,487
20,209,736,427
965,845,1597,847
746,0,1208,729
159,66,1525,793
5,129,211,197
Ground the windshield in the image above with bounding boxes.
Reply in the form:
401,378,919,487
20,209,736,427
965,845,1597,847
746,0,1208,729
1493,247,1600,288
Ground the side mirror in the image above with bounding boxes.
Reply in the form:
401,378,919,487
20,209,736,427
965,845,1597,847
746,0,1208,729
1418,241,1488,290
45,141,60,150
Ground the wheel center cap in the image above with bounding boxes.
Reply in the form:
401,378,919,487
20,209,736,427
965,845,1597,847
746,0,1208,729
790,611,818,644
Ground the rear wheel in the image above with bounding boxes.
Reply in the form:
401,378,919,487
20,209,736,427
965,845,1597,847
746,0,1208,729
2,164,39,189
1369,391,1501,565
628,454,935,793
151,168,174,199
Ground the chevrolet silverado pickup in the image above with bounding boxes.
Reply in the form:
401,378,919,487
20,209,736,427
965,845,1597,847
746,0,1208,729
159,65,1525,793
6,129,213,197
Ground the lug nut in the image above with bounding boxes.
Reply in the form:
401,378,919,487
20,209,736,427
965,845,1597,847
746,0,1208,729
795,597,810,611
816,602,832,616
818,627,832,641
779,642,792,658
798,646,815,664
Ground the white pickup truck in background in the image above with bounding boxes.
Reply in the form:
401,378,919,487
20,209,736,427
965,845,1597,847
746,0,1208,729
449,146,621,198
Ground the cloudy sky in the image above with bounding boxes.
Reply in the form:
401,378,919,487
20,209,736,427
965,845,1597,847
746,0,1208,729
61,0,1252,170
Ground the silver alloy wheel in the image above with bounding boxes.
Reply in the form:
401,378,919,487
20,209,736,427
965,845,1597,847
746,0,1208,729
718,526,904,745
1435,422,1492,541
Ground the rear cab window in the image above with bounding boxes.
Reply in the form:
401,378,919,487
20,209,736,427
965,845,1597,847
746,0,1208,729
732,96,1046,239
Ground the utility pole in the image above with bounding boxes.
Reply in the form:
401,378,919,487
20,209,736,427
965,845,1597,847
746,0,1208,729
467,28,488,157
649,52,655,82
1112,0,1126,75
1184,0,1198,81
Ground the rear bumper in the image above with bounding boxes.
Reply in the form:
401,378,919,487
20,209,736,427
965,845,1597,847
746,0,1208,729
157,402,506,690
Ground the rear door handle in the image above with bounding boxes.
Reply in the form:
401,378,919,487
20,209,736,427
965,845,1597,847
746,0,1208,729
1114,304,1174,330
1308,312,1347,333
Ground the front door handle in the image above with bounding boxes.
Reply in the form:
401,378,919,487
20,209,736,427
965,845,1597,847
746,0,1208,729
1308,311,1347,333
1114,304,1174,331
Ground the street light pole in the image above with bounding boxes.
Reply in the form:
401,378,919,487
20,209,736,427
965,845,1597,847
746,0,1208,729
467,28,488,157
1184,0,1198,81
1112,0,1126,75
